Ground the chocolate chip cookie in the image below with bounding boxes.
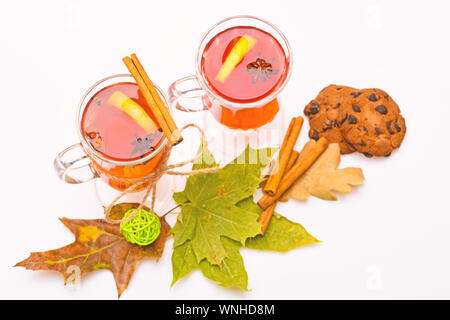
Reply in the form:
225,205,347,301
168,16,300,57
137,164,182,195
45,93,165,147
305,85,360,154
304,85,406,157
339,88,406,157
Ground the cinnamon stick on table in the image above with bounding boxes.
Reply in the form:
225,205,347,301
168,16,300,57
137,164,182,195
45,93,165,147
258,151,301,235
123,54,183,145
286,150,300,170
258,203,276,234
264,116,304,196
258,137,329,210
258,149,300,234
259,116,303,234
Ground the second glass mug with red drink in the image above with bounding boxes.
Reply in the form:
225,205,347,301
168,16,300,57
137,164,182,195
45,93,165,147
169,15,292,130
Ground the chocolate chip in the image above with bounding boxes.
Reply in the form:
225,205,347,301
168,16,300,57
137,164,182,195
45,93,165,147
310,102,319,115
336,87,342,90
360,141,366,147
348,115,357,124
351,92,361,98
363,152,373,158
375,105,388,114
386,121,394,134
323,121,332,131
394,120,401,132
352,105,361,112
334,120,340,128
375,127,381,135
368,93,378,102
347,142,357,151
362,126,368,133
311,130,319,140
384,152,391,157
339,113,348,125
334,103,341,109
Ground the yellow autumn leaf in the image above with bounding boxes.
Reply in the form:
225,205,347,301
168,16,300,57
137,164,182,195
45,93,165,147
281,143,364,201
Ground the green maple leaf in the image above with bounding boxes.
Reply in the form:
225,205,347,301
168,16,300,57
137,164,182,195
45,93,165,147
171,197,319,290
172,144,276,265
172,237,247,290
171,144,319,290
240,197,319,251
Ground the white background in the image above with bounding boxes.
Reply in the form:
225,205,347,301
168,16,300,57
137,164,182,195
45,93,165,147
1,0,450,299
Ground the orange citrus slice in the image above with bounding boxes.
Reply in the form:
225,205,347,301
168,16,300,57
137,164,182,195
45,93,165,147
108,91,158,133
215,34,257,83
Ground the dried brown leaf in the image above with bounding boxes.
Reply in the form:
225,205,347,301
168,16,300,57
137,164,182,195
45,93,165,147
281,143,364,201
15,203,170,297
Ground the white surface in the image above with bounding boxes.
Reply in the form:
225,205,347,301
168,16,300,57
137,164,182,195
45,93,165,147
1,0,450,299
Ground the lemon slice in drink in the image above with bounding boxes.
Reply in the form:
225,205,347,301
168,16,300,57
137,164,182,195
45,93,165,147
215,35,257,83
108,91,158,133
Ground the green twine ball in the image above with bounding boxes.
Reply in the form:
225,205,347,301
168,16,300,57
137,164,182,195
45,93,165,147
120,208,161,246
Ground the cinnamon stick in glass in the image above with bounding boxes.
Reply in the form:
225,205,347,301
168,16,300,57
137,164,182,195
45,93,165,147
123,54,183,145
264,116,304,196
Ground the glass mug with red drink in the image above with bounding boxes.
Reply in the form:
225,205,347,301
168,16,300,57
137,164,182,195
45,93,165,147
54,74,172,193
169,15,292,130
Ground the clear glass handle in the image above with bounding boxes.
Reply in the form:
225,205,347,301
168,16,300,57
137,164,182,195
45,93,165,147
54,143,97,184
168,75,208,112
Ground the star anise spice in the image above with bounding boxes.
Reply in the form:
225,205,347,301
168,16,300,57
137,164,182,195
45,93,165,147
86,131,104,153
245,54,278,84
93,97,102,106
130,133,156,157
